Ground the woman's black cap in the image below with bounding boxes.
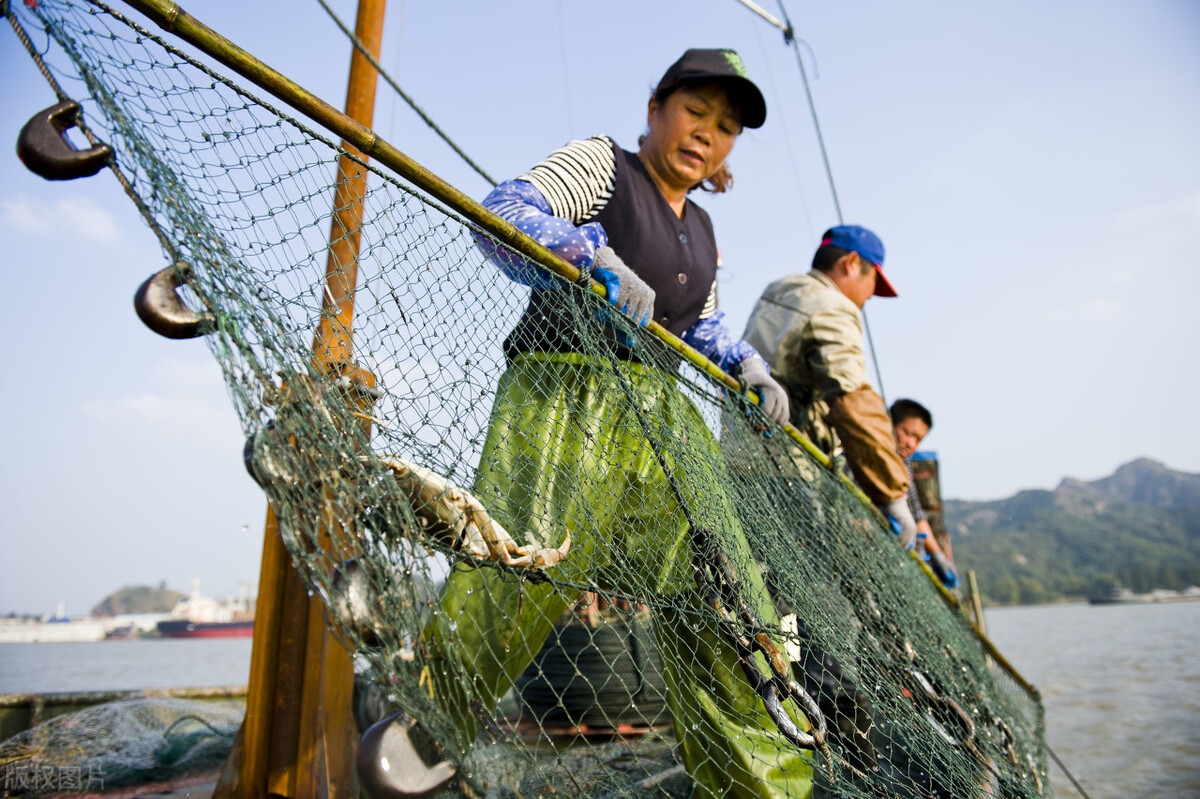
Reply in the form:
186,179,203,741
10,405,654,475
655,48,767,129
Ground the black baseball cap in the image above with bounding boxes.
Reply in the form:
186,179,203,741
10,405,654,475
655,48,767,129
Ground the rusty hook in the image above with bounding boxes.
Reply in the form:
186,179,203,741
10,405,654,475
17,100,113,181
133,263,216,339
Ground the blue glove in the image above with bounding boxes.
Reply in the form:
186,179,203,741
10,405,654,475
925,550,959,589
591,246,655,327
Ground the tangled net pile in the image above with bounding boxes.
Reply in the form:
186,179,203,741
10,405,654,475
10,2,1049,796
0,698,241,792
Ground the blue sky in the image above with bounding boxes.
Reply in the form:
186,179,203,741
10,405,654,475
2,0,1198,615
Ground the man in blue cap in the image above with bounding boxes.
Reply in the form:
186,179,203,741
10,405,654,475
742,225,917,549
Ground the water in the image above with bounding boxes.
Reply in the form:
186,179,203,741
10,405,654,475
0,639,252,693
986,601,1200,799
1,604,1197,798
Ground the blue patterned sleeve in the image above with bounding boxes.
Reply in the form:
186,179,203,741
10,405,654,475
682,309,762,375
476,179,607,289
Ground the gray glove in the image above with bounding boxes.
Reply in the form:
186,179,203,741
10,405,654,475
739,358,790,426
881,498,918,551
592,246,655,327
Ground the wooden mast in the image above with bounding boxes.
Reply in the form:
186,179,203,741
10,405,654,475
215,2,388,796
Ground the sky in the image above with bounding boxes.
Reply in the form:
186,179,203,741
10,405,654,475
2,0,1198,616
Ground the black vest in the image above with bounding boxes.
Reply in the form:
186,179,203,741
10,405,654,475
504,142,719,363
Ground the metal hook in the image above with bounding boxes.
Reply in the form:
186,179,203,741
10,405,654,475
17,100,113,180
909,668,977,748
357,710,456,798
133,263,216,339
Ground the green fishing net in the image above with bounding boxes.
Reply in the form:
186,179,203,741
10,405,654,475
0,697,241,794
8,1,1049,796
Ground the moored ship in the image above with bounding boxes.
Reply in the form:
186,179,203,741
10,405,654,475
155,580,255,639
156,619,254,638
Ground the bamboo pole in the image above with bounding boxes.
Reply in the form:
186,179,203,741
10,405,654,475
120,0,850,486
212,2,387,797
968,570,988,635
122,0,1039,702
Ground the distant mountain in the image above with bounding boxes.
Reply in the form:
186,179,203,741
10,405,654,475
1084,457,1200,509
947,459,1200,606
91,584,183,616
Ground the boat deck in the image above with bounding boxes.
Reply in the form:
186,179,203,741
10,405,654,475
53,772,218,798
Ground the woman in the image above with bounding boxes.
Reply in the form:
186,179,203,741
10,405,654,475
426,49,811,798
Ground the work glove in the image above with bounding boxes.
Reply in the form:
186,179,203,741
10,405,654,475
591,246,655,327
739,357,790,426
926,550,960,589
880,498,918,551
916,531,959,589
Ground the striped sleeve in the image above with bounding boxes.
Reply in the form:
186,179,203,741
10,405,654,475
519,136,616,224
699,278,719,320
905,461,929,524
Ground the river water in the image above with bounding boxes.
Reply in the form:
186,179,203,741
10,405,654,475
0,638,253,693
2,602,1197,798
985,600,1200,799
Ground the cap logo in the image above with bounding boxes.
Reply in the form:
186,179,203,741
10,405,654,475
722,50,749,79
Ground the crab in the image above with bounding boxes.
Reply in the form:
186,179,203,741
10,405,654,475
374,454,571,570
243,368,569,571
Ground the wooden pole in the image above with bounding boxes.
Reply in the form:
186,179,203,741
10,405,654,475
214,2,387,796
967,570,988,636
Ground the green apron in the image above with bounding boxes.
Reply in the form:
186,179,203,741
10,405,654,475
425,353,814,798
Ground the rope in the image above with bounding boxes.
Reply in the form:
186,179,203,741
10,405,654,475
314,0,497,187
776,0,888,405
732,0,888,403
1048,742,1094,799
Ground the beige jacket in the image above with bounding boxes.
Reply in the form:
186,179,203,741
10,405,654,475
742,270,869,397
742,270,908,504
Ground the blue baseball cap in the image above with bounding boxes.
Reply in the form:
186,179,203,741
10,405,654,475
821,225,896,297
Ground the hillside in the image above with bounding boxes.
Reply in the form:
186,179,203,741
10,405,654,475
947,459,1200,605
91,584,183,616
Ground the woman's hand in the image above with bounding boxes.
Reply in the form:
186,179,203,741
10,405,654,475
592,246,655,327
738,357,790,425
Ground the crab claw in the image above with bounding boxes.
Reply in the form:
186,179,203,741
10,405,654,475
372,455,569,571
526,528,571,568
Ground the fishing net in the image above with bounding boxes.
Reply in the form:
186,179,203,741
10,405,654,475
0,697,241,795
8,1,1049,796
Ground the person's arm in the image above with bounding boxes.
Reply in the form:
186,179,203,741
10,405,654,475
800,302,913,546
682,309,759,375
827,389,911,504
478,179,607,287
802,303,910,505
905,463,928,525
938,533,954,564
917,523,959,588
917,519,935,543
476,137,617,285
683,287,789,424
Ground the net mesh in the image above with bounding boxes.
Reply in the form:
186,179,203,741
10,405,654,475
10,2,1049,796
0,698,241,793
